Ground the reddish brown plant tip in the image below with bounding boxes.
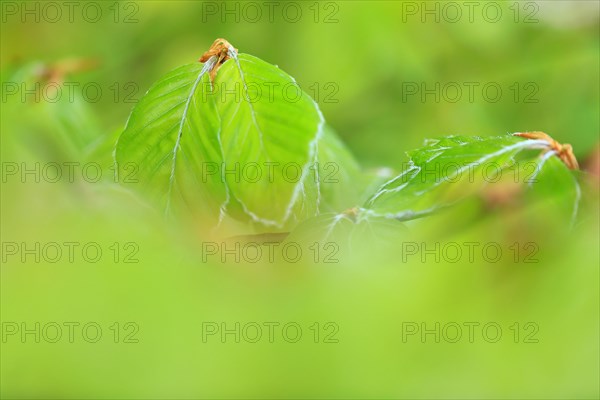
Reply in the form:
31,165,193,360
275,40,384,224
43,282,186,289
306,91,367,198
514,131,579,170
28,58,99,103
342,207,360,222
36,58,99,85
199,38,237,82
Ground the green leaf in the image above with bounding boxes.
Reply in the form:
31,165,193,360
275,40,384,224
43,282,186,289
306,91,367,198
363,134,580,222
4,62,103,162
115,60,225,220
211,53,324,227
114,52,325,229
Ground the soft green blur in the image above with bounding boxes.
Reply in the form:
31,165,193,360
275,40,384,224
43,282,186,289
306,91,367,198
1,1,599,398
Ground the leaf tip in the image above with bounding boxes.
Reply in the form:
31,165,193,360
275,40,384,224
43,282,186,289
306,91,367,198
514,131,579,170
199,38,238,82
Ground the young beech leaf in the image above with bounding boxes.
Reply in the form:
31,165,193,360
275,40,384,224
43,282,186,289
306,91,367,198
5,62,103,162
115,60,226,220
363,134,582,223
114,51,325,229
209,53,324,227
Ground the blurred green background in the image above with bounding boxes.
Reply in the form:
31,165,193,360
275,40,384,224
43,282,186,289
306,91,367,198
1,1,599,398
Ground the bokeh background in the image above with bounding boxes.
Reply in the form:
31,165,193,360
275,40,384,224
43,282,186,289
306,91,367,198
1,1,599,398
